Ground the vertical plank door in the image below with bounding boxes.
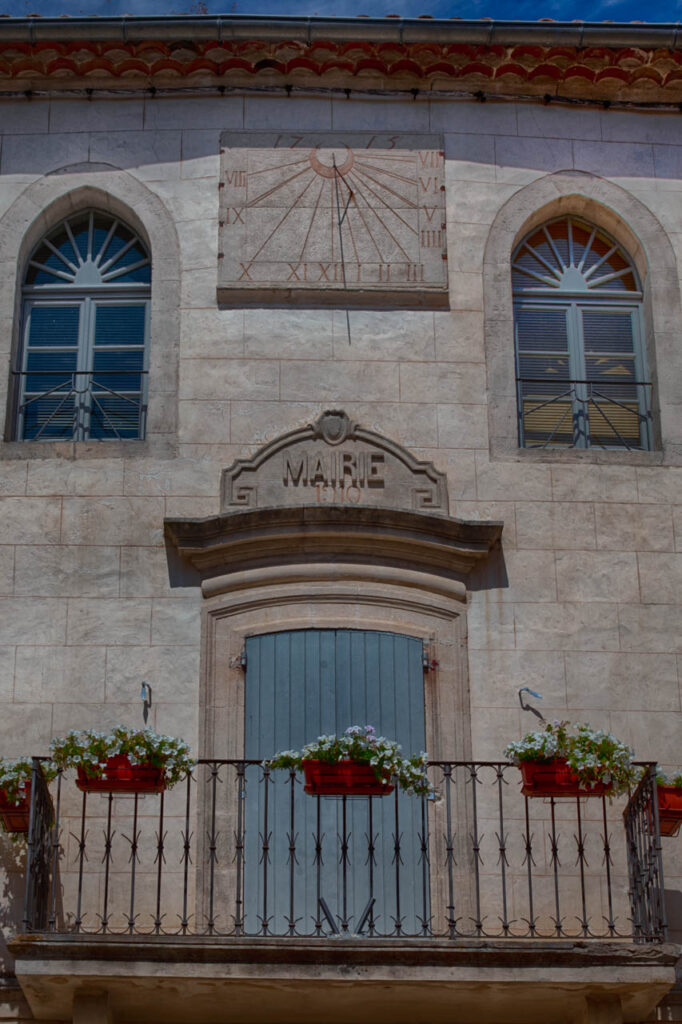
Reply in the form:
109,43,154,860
243,629,428,936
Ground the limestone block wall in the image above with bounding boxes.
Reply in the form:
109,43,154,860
0,90,680,962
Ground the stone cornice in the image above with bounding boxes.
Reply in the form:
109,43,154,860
0,19,681,101
164,505,502,578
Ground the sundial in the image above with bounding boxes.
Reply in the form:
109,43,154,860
218,132,448,307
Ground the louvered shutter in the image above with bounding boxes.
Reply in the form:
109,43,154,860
90,304,147,439
515,304,575,447
580,308,643,448
20,304,79,440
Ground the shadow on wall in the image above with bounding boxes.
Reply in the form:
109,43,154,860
465,541,508,596
165,539,201,590
0,96,681,184
0,840,26,975
665,887,682,946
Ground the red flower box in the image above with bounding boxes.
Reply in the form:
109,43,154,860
76,754,165,794
0,783,31,833
520,759,613,798
302,759,394,797
657,785,682,837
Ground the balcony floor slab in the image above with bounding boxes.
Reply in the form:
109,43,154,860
9,935,681,1024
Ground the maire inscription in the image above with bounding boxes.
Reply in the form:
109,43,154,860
221,411,448,515
283,448,385,505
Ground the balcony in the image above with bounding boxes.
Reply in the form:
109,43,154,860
10,761,678,1024
516,377,653,451
13,370,147,441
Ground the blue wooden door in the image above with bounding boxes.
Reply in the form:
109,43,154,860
243,629,428,936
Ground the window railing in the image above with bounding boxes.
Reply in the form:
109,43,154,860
21,760,666,943
516,377,653,451
13,370,147,441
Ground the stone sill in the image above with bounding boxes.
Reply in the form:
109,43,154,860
489,440,668,467
0,437,177,461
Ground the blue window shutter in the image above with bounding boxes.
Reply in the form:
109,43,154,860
244,629,427,936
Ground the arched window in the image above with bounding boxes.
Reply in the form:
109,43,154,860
512,216,652,450
15,210,150,441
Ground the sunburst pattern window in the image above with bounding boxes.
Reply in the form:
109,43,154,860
512,217,652,451
15,210,150,441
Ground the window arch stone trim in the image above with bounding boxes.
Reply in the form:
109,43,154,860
0,168,180,458
483,170,681,464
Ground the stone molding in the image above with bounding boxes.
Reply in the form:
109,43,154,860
165,505,502,578
200,563,467,603
482,170,682,464
0,170,181,459
220,410,450,514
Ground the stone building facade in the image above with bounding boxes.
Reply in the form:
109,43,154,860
0,14,680,1024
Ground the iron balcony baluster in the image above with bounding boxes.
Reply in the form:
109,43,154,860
153,790,166,935
286,767,300,936
623,767,668,943
548,797,564,937
338,795,350,934
22,758,52,932
206,762,220,935
313,795,324,936
99,793,115,934
522,794,537,937
600,795,617,937
391,785,404,936
516,376,653,451
574,795,590,937
259,763,272,935
364,797,377,936
47,769,63,933
13,370,148,442
418,791,430,937
233,761,246,936
179,772,193,935
18,758,667,944
468,764,484,937
442,764,458,939
495,765,511,936
73,788,88,934
124,792,141,934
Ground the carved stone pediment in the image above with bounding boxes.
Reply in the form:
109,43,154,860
221,410,449,516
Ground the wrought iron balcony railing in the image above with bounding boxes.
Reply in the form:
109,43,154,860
22,761,667,943
13,370,147,441
516,377,653,451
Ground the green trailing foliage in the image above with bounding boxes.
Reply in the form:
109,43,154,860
267,725,434,797
504,720,636,796
50,727,195,789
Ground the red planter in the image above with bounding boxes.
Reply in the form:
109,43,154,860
520,759,613,798
76,754,165,794
302,760,394,797
0,782,31,833
657,785,682,837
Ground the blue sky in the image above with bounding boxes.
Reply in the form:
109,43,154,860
0,0,678,29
